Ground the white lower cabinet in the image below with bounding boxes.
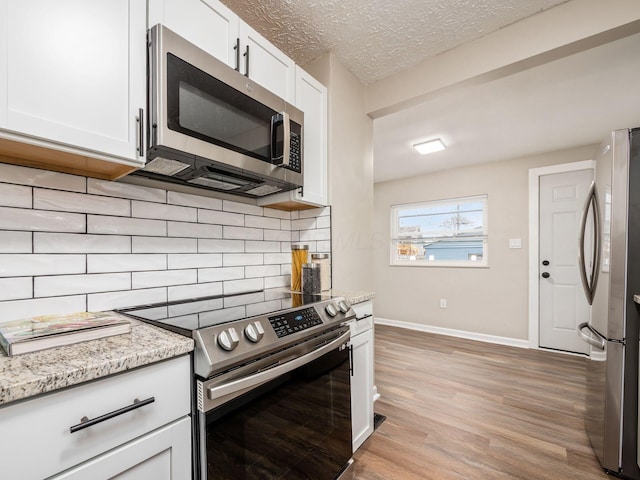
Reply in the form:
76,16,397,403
0,355,191,480
350,302,375,452
51,417,191,480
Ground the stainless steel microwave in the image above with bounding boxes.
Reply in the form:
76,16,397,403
136,24,304,198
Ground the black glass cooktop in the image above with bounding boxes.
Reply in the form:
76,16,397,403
117,290,332,335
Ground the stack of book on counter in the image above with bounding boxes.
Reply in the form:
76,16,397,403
0,311,131,356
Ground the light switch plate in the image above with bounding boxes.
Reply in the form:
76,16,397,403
509,238,522,249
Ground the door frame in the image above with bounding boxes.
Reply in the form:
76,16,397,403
527,159,595,350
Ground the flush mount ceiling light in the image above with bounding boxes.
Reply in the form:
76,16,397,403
413,138,446,155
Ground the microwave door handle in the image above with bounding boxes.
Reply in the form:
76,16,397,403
281,111,291,168
270,112,291,167
270,113,283,164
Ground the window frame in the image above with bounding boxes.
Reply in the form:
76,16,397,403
390,195,489,268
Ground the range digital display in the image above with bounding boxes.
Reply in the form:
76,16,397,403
268,307,323,338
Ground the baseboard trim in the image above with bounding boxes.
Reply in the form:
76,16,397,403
374,317,530,349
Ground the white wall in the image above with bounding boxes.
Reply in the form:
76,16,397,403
0,163,331,324
305,53,375,292
373,144,597,341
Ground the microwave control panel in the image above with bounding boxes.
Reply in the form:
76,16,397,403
287,132,301,173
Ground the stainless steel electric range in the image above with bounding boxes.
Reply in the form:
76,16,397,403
118,289,355,480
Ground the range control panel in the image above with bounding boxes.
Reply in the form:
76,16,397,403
268,307,323,338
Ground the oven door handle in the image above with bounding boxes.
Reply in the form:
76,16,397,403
206,330,351,402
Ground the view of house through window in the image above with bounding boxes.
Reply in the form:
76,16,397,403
390,195,488,266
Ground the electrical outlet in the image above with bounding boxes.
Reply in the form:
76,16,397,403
440,298,447,309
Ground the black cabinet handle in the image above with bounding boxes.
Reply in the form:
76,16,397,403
243,45,250,77
541,272,550,279
136,108,144,157
233,38,240,71
70,397,155,433
348,344,354,377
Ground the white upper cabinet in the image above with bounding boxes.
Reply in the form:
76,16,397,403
148,0,239,68
258,66,328,209
239,21,296,104
0,0,146,169
293,66,328,206
149,0,296,104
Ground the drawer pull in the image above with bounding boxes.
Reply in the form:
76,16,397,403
70,397,155,433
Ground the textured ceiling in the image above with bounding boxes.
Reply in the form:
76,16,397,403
219,0,569,84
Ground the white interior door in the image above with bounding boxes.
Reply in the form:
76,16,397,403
539,169,593,354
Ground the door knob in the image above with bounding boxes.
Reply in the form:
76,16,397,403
541,272,550,279
542,260,550,266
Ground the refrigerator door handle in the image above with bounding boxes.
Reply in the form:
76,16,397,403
577,322,606,350
578,181,601,305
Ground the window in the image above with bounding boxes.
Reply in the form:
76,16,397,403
390,195,488,267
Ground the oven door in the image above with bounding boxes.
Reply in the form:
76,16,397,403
196,329,353,480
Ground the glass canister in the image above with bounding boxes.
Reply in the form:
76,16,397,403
311,253,330,291
291,244,309,292
301,263,321,294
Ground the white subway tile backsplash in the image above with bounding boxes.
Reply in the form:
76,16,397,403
35,273,131,297
87,254,167,273
88,288,167,311
0,206,85,233
168,191,222,210
0,295,86,324
34,189,130,216
132,201,197,222
264,275,290,289
264,253,290,264
316,216,331,229
168,282,222,301
88,215,166,236
0,183,31,208
35,233,130,253
264,230,291,242
0,277,32,301
198,267,244,283
88,179,167,203
223,278,264,295
132,269,197,289
223,200,263,216
0,231,32,253
0,254,85,277
316,241,331,252
245,215,281,230
300,228,331,241
132,237,197,253
263,209,291,220
223,253,263,267
0,165,332,320
168,221,222,239
245,265,280,278
223,226,263,240
199,209,244,226
245,241,281,253
198,239,244,253
292,218,316,230
0,163,85,192
168,254,222,269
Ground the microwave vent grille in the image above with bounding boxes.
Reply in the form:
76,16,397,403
143,158,190,176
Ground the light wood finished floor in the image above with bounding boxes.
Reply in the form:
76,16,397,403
352,325,610,480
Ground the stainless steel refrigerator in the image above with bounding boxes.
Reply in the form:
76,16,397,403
577,127,640,479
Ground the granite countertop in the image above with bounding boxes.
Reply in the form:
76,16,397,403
0,318,193,407
331,290,376,305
